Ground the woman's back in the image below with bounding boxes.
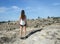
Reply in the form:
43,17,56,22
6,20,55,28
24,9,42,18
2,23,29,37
20,19,25,25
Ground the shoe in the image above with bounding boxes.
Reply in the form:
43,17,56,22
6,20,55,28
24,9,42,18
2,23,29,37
20,37,26,39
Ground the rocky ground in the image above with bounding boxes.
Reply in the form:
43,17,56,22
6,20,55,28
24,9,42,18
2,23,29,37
0,17,60,44
0,23,60,44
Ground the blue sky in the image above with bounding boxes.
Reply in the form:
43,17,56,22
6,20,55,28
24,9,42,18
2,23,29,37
0,0,60,21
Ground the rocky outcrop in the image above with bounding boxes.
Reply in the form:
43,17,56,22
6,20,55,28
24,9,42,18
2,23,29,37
0,23,60,44
19,24,60,44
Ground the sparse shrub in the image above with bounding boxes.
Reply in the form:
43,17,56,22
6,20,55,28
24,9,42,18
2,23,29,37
8,20,11,22
13,28,16,29
38,16,40,19
47,16,50,19
32,19,34,21
48,23,51,25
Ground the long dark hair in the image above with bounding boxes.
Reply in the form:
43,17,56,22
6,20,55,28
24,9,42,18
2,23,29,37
20,10,26,20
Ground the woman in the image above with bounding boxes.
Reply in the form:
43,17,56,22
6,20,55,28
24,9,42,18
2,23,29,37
19,10,27,37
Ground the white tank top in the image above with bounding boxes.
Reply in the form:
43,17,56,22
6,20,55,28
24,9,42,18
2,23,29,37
20,19,25,25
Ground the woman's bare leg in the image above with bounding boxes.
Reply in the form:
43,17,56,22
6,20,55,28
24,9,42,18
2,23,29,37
23,26,26,36
20,26,23,37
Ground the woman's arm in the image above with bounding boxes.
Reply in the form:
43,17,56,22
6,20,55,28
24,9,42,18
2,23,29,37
25,17,27,25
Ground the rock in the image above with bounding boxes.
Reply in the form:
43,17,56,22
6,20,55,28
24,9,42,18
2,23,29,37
19,24,60,44
0,24,60,44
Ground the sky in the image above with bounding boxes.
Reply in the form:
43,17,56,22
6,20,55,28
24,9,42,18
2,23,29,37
0,0,60,21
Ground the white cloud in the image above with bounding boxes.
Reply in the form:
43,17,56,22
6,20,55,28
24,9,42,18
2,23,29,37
11,6,21,12
11,6,20,10
0,7,7,13
0,6,21,13
52,3,60,6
